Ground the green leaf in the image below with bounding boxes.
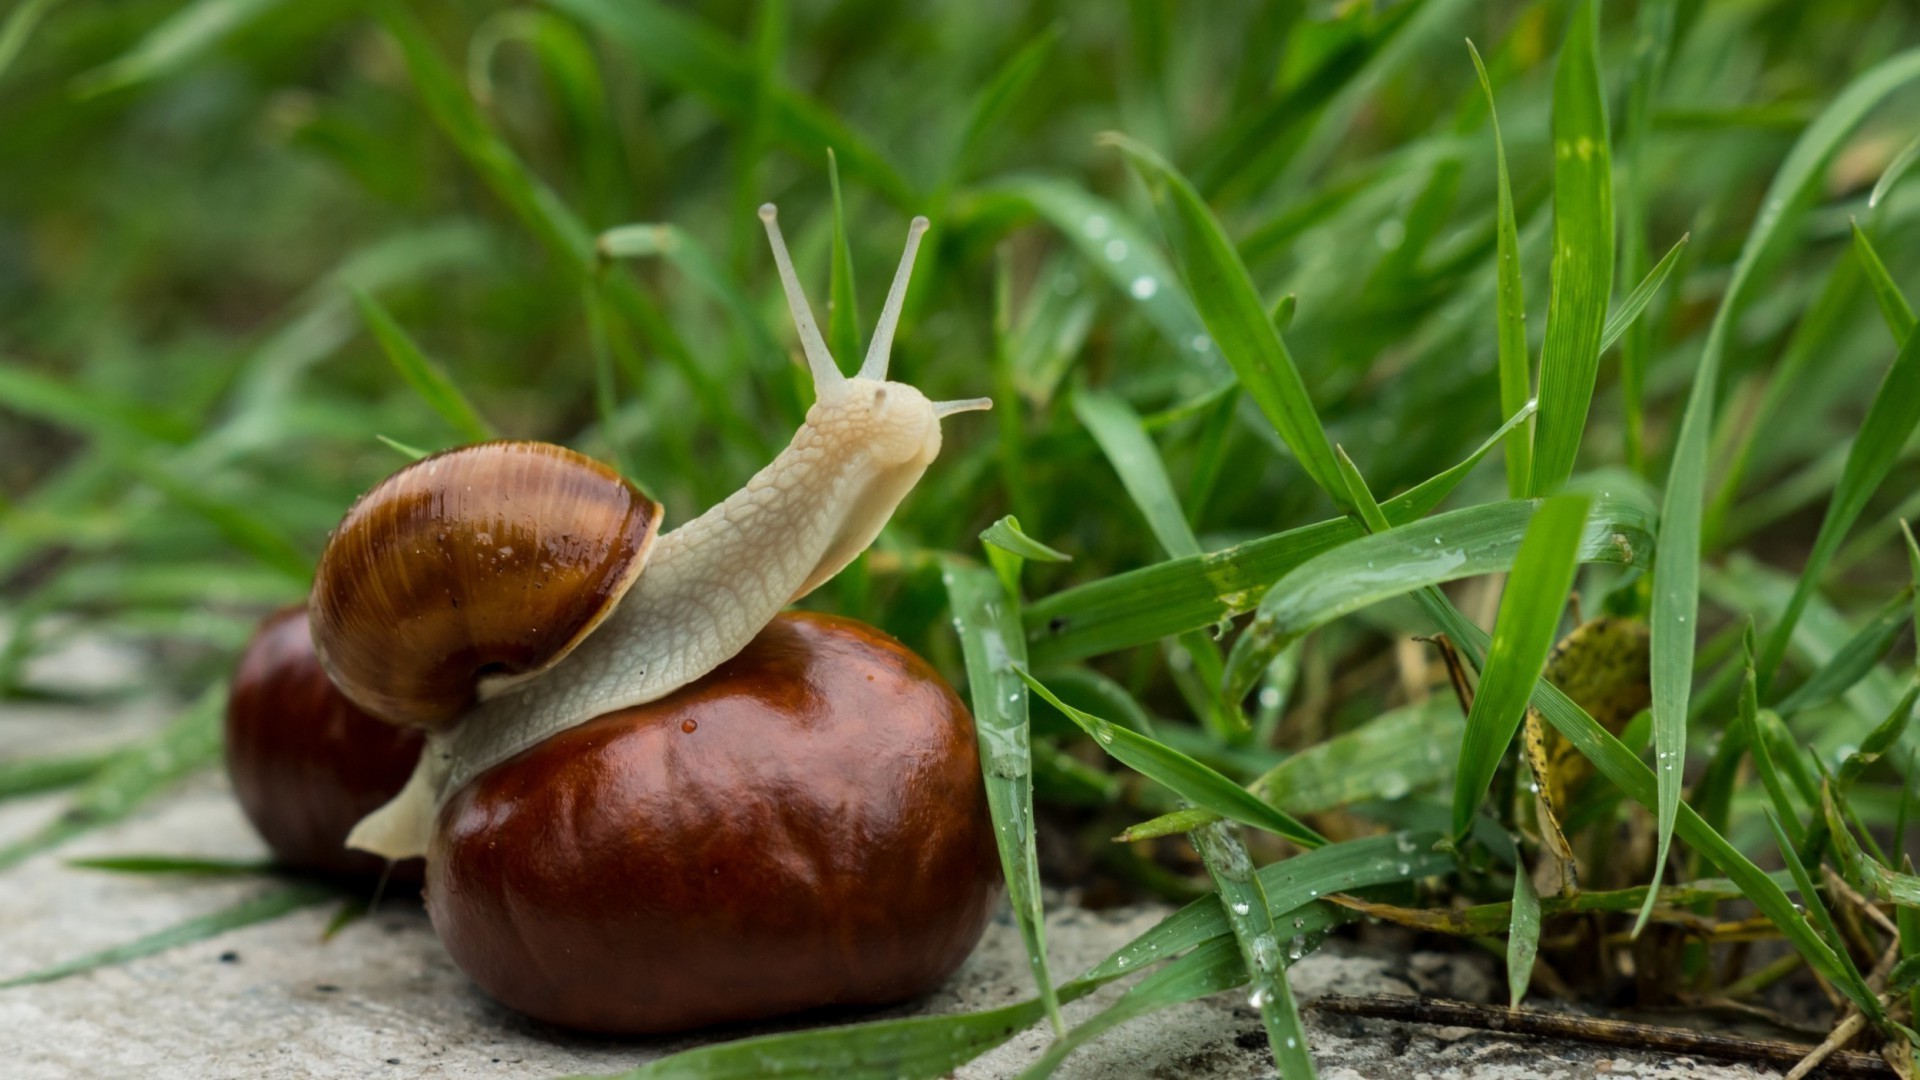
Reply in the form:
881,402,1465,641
1466,41,1531,499
980,517,1071,564
353,290,495,444
1763,807,1864,984
1850,222,1917,345
545,0,912,205
0,687,226,871
1223,493,1653,703
1648,46,1920,938
1104,134,1347,507
1073,390,1200,558
73,0,291,97
1507,858,1542,1008
68,855,277,876
1598,233,1689,355
1451,496,1591,839
1381,399,1538,524
1757,306,1920,690
827,149,863,370
1527,0,1614,496
1190,823,1318,1080
1825,781,1920,907
1017,670,1325,849
939,559,1062,1035
0,882,334,988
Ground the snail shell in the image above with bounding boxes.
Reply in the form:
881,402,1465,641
309,441,662,732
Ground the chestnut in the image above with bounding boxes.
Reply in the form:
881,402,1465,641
426,611,1001,1033
225,606,426,879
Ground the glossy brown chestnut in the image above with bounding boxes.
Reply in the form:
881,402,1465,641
225,606,426,878
310,440,662,732
427,611,1001,1034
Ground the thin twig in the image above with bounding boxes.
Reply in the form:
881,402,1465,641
1306,995,1896,1078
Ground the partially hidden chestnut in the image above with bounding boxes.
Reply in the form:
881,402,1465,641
225,606,426,879
426,611,1002,1034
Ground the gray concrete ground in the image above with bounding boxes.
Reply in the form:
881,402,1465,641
3,692,1775,1079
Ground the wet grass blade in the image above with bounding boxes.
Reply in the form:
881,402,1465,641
1018,670,1325,848
1527,0,1613,496
0,687,226,871
1649,46,1920,937
1851,222,1916,344
0,881,336,988
1190,822,1316,1079
1450,496,1590,840
1223,493,1653,703
353,291,495,444
1074,390,1200,558
1507,854,1541,1008
940,559,1062,1035
1104,134,1346,507
1467,41,1529,499
1597,233,1689,354
1382,399,1536,526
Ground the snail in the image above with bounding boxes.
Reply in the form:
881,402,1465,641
225,605,425,879
294,206,999,1032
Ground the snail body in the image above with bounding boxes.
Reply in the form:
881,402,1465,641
315,207,990,862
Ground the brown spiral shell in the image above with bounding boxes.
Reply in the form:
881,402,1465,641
310,441,661,731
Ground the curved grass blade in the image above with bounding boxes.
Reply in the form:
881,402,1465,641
0,687,225,871
1104,134,1346,506
1837,681,1918,795
1190,822,1316,1079
0,881,335,988
1018,670,1324,848
940,559,1062,1035
1826,783,1920,907
1870,130,1920,209
1224,493,1653,703
596,223,783,367
1450,496,1591,840
353,291,495,444
1851,222,1917,344
981,517,1070,564
1019,936,1247,1080
1527,0,1614,496
545,0,911,205
1383,399,1537,524
1756,311,1920,692
968,178,1209,361
73,0,290,97
1598,233,1689,355
1648,46,1920,936
1466,41,1530,498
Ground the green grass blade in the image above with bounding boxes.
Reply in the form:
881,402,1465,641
1648,46,1920,937
0,882,335,988
1018,670,1325,848
980,517,1070,564
1189,822,1317,1080
1756,315,1920,691
1223,493,1653,703
1450,496,1590,839
940,559,1062,1035
584,276,637,478
1073,390,1201,558
1016,936,1251,1080
73,0,289,97
67,855,277,876
0,750,113,800
123,460,312,585
1104,134,1347,507
596,223,782,367
1527,1,1614,496
353,291,495,444
1618,0,1677,472
945,27,1060,187
1507,857,1542,1008
1836,681,1918,794
0,364,195,445
545,0,912,205
0,0,61,82
1851,222,1917,344
1598,233,1689,355
1870,130,1920,209
1763,807,1861,971
1466,41,1531,499
0,687,226,871
1383,399,1537,522
827,149,862,370
1776,587,1911,716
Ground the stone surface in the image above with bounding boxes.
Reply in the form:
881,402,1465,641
2,695,1777,1079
